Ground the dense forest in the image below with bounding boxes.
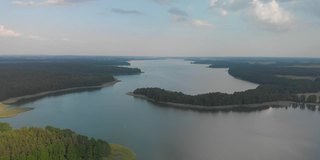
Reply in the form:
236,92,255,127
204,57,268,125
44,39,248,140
0,58,141,102
192,58,320,93
0,123,110,160
226,64,320,93
133,87,320,107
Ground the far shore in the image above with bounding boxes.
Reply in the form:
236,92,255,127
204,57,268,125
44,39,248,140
127,92,320,112
2,79,120,105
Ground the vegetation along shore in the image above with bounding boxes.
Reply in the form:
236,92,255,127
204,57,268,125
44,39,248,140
128,91,320,112
130,58,320,112
0,57,142,118
0,123,136,160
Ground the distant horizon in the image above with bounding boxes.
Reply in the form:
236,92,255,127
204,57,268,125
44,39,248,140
0,54,320,59
1,0,320,57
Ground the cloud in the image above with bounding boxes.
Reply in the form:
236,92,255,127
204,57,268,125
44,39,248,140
251,0,294,30
111,8,143,15
0,25,68,41
220,9,228,16
12,0,95,6
210,0,295,31
168,7,189,23
191,20,214,28
167,7,214,29
168,7,188,17
0,26,20,37
210,0,249,13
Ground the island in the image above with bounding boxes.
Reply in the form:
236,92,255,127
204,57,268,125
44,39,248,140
0,56,142,118
130,58,320,112
0,122,136,160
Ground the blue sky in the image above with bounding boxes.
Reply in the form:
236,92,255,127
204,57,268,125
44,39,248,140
0,0,320,57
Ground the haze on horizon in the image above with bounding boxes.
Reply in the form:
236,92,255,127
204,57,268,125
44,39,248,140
0,0,320,57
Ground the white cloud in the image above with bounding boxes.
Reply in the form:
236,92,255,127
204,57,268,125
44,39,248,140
191,20,214,28
210,0,296,30
12,1,39,6
221,9,228,16
0,26,20,37
0,25,69,41
251,0,294,30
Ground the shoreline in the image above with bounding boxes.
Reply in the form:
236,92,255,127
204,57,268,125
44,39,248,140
127,92,319,112
0,79,120,118
2,79,120,105
105,144,136,160
0,103,33,118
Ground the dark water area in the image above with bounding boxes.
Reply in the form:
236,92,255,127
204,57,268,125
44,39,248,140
2,59,320,160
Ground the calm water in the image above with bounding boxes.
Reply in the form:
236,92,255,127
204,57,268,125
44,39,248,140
2,59,320,160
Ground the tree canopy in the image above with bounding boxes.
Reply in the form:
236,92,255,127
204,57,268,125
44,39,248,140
0,60,141,102
0,123,110,160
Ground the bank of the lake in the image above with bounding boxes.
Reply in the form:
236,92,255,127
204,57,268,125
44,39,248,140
3,80,120,105
0,103,33,118
128,92,320,112
106,144,137,160
0,80,120,118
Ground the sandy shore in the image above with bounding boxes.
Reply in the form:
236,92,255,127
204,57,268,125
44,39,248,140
2,80,120,105
0,103,33,118
127,92,319,111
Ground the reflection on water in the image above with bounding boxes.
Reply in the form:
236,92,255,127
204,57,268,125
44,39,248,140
1,59,320,160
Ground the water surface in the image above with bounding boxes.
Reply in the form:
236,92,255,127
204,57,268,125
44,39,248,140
2,59,320,160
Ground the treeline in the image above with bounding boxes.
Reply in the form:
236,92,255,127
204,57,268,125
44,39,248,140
0,61,141,101
0,123,110,160
0,56,131,66
189,57,320,66
191,59,320,93
227,64,320,93
133,88,319,107
133,58,320,108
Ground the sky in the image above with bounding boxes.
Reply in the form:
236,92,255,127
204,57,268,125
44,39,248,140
0,0,320,57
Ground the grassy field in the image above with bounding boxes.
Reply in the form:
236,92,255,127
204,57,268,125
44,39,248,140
0,103,32,118
104,144,136,160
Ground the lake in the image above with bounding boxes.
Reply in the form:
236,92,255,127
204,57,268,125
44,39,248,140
2,59,320,160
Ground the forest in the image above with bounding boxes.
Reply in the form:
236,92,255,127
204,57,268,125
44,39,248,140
0,58,141,102
192,58,320,93
0,123,110,160
133,87,320,107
